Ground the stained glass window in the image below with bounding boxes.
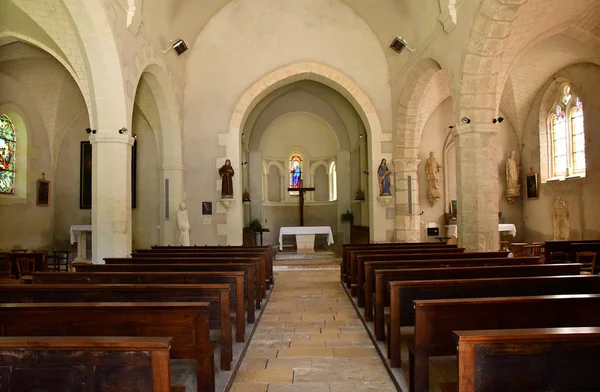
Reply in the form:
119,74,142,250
548,85,586,178
289,154,303,195
551,106,568,176
571,97,585,174
0,114,16,194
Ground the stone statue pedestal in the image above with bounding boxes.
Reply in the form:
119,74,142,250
377,195,393,208
219,198,235,211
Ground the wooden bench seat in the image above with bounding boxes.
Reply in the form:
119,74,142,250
342,243,458,284
364,256,540,319
0,283,236,370
33,271,251,323
454,327,600,392
122,255,267,298
355,251,512,306
348,248,467,290
409,293,600,392
0,302,215,392
0,336,175,392
387,268,591,367
101,259,264,305
73,263,261,314
134,248,273,288
148,245,274,285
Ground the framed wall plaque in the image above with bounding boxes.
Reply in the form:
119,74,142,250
526,172,539,199
202,201,212,215
36,174,50,206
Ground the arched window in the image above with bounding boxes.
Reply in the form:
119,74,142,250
329,161,337,201
0,114,16,194
289,153,303,195
548,85,586,178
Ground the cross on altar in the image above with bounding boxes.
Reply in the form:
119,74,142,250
287,173,314,226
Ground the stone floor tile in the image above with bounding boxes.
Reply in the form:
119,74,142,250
289,339,327,347
338,332,369,340
250,340,291,350
332,348,378,357
234,369,293,383
243,348,279,359
330,381,397,391
267,382,331,392
229,382,268,392
293,326,323,334
238,358,267,371
282,332,311,340
266,358,312,369
277,347,334,358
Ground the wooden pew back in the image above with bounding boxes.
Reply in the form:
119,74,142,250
0,336,173,392
0,302,214,392
454,327,600,392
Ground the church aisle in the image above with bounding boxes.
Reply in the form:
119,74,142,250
230,268,396,391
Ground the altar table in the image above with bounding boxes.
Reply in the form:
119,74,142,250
279,226,334,254
70,225,92,262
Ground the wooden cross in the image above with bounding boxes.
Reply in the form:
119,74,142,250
287,173,314,226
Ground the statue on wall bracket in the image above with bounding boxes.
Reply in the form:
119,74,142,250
425,151,441,206
219,159,235,199
505,150,520,203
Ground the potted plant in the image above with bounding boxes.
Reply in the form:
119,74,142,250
249,219,263,232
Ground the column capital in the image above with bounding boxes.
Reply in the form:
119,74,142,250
89,134,134,146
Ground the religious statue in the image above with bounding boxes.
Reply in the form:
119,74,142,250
553,197,569,240
218,159,234,198
505,150,520,203
377,159,392,196
425,151,441,206
176,201,191,246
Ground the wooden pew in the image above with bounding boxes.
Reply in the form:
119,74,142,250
348,247,466,289
409,293,600,392
366,256,540,324
0,336,175,392
387,267,589,366
33,271,252,324
107,256,266,302
341,243,456,282
0,283,235,370
74,262,260,312
0,302,215,392
355,251,510,306
545,240,600,270
139,246,274,287
454,327,600,392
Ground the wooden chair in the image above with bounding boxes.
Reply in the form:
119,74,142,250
498,241,509,252
50,250,70,272
15,257,36,283
577,251,597,275
510,243,528,257
10,249,28,254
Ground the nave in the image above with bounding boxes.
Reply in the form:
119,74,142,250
231,268,396,392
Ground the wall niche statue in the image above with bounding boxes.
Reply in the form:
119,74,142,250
505,150,520,203
377,158,392,196
425,151,441,206
552,197,570,240
219,159,234,198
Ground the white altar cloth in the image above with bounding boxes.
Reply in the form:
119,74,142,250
498,223,517,237
279,226,334,251
70,225,92,244
445,224,517,238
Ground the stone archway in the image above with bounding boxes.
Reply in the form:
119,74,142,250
394,58,452,242
224,62,387,245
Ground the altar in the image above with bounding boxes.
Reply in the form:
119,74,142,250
70,224,92,261
279,226,334,254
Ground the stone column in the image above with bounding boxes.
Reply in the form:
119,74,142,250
454,124,499,251
249,151,263,220
393,158,421,242
90,134,134,263
279,175,285,201
158,164,184,245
